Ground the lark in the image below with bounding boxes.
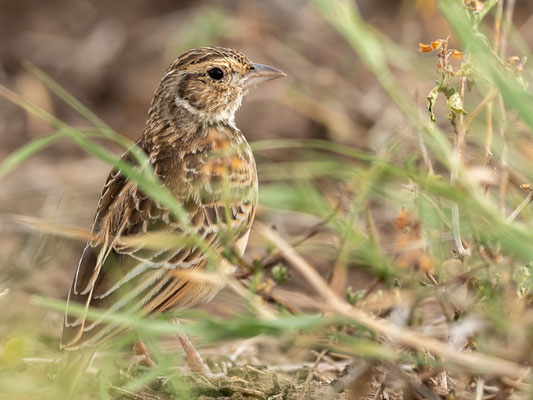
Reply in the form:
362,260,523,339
61,47,285,374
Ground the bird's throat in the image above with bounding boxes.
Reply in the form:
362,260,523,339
174,95,240,130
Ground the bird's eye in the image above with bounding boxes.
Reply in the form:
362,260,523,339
207,68,224,80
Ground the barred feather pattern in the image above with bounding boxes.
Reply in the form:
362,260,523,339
61,123,257,349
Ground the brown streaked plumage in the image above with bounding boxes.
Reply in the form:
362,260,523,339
61,47,285,357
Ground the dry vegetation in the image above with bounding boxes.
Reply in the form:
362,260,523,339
1,0,533,399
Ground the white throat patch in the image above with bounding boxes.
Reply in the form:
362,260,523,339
174,95,241,129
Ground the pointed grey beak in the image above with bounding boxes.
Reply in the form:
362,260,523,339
242,63,286,88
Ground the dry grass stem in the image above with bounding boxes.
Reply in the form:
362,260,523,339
464,89,498,131
475,377,484,400
299,348,329,400
451,77,470,256
506,191,533,222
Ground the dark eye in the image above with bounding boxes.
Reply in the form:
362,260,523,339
207,68,224,80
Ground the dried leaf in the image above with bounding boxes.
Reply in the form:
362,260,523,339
426,85,439,122
447,92,467,114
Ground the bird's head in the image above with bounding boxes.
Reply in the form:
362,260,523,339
151,47,285,127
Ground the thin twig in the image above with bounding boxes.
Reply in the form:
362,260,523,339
501,369,532,391
256,222,531,381
388,362,440,400
497,0,516,214
500,0,516,60
451,77,470,256
239,279,301,314
475,377,485,400
498,93,509,214
364,203,380,245
493,0,504,55
236,208,339,280
464,89,498,131
417,125,434,174
299,348,328,400
415,89,434,174
506,191,533,222
10,214,93,240
360,278,380,301
485,97,494,177
481,0,504,186
310,349,345,372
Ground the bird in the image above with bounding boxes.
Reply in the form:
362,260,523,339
59,46,285,377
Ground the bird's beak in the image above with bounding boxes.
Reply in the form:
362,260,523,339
242,63,286,88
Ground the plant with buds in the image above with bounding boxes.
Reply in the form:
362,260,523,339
419,37,469,123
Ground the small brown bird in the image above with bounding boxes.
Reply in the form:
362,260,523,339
60,47,285,373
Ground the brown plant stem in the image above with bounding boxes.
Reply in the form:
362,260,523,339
451,76,470,256
475,377,484,400
493,0,504,55
299,348,328,400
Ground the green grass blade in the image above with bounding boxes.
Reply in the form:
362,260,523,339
0,132,67,177
23,62,113,134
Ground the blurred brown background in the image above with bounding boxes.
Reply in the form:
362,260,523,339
1,0,533,340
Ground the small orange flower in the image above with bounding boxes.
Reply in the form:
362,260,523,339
393,208,435,273
451,49,464,60
395,207,412,230
419,43,434,53
431,39,443,50
507,56,520,65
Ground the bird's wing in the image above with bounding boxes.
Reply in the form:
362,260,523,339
61,127,256,349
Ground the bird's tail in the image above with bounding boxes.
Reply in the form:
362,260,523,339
55,349,96,399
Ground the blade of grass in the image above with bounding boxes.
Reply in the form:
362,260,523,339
23,62,113,135
20,63,154,171
0,127,104,178
0,132,67,177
